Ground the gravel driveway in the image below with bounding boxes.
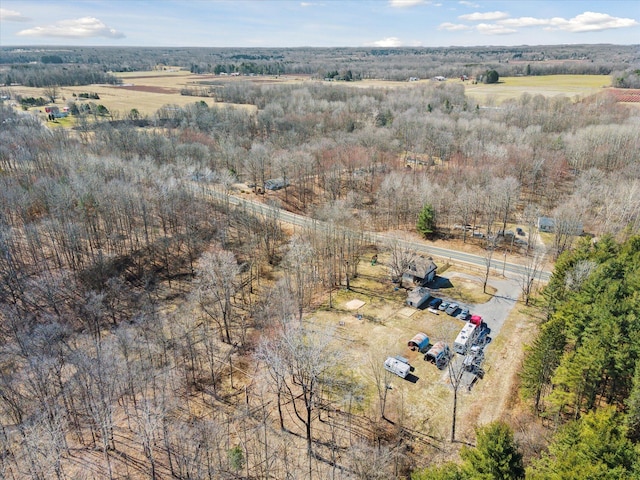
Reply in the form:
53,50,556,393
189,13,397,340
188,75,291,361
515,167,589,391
445,272,520,339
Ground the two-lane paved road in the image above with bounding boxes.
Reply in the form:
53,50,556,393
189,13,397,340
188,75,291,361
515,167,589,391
192,182,552,282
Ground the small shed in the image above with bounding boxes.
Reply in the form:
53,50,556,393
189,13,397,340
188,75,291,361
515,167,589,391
406,287,431,309
408,332,430,351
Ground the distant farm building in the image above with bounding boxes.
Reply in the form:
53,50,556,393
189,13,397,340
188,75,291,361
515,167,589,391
44,106,68,119
537,216,583,235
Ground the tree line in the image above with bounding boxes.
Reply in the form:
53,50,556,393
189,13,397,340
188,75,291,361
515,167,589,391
0,64,120,88
2,44,637,79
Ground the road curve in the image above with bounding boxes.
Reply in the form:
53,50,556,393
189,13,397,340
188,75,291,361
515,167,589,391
191,182,552,283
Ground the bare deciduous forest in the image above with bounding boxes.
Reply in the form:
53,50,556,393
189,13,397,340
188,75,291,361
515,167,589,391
1,45,640,479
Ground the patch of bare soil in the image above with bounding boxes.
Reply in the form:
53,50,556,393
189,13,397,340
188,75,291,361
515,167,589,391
109,85,180,94
609,88,640,103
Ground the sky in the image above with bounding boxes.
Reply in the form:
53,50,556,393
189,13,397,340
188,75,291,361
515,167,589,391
0,0,638,48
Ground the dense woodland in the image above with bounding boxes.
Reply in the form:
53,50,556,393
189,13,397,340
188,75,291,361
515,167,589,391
2,44,639,83
413,235,640,479
1,45,640,478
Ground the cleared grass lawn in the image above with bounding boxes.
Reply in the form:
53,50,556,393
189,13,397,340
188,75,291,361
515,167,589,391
464,74,610,104
308,255,492,443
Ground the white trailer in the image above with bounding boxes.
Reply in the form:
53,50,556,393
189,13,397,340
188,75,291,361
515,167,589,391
453,322,478,355
384,357,411,378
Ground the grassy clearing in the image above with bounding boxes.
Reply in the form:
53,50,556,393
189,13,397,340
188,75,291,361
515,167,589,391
46,115,76,129
436,276,497,304
464,74,610,104
309,256,495,442
7,71,258,119
116,69,189,79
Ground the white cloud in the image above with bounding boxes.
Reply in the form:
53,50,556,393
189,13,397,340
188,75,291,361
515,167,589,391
371,37,404,47
0,8,31,22
495,11,638,32
476,23,517,35
389,0,427,8
548,12,638,32
17,17,125,39
458,1,480,7
438,22,471,31
459,11,510,21
498,17,550,28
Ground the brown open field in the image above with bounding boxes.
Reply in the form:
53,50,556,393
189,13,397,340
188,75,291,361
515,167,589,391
6,72,614,120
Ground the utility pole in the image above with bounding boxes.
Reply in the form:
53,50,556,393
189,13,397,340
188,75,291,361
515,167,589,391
502,250,507,276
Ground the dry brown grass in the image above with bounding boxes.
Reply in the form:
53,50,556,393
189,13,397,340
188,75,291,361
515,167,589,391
308,253,507,446
6,69,260,118
7,72,612,121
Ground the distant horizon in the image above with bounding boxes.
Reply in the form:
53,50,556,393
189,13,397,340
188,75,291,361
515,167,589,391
1,1,638,48
2,42,638,50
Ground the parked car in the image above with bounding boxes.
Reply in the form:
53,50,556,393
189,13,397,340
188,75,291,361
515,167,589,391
428,297,442,309
457,308,470,321
474,331,490,348
438,301,450,311
446,303,459,316
516,227,525,236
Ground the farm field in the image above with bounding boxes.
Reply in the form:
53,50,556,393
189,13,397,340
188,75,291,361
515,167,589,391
463,74,610,104
6,69,262,118
6,73,614,121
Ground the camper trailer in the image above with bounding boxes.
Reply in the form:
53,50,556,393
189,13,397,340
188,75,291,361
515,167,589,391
454,322,478,355
384,357,411,378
